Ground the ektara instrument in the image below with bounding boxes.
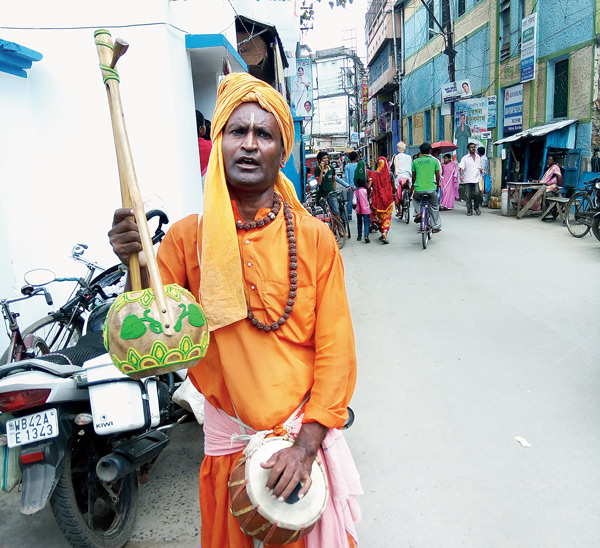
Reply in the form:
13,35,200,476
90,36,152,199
93,29,209,379
228,438,328,545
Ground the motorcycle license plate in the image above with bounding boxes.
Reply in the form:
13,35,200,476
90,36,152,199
6,409,59,448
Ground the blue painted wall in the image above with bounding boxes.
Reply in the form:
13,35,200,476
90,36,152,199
402,25,490,117
537,0,594,59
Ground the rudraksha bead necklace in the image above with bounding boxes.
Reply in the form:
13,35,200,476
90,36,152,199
235,194,296,333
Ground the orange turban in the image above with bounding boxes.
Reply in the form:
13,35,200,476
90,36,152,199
200,73,305,331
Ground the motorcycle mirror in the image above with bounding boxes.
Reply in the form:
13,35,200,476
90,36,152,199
24,268,56,287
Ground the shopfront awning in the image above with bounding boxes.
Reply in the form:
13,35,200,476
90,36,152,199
494,119,577,145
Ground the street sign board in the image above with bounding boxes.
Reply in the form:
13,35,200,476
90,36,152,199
521,13,537,83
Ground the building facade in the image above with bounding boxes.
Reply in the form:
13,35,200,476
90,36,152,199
365,0,403,161
386,0,600,192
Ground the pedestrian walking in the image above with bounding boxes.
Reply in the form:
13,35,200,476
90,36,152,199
458,142,483,216
440,153,458,210
353,177,371,243
478,146,491,206
411,142,442,232
367,156,394,244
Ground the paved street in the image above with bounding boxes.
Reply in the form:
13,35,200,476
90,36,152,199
2,204,600,547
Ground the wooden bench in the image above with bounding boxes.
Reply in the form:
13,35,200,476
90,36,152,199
541,195,570,223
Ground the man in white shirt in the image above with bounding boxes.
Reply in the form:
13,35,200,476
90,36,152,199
392,141,413,217
458,142,482,216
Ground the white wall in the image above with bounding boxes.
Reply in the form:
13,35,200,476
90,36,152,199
0,0,235,328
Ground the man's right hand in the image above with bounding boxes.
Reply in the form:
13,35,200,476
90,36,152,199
108,208,147,268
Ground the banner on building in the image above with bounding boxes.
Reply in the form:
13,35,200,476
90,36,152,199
288,58,313,119
454,97,488,160
487,95,497,128
521,13,537,83
377,96,394,134
362,77,368,115
441,79,473,104
503,84,523,133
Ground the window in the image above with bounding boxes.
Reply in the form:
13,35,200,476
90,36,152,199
457,0,466,18
553,59,569,119
427,0,436,40
500,0,511,62
437,107,444,141
408,116,413,144
424,109,431,142
441,0,451,31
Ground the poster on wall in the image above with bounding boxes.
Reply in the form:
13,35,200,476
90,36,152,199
288,58,313,119
454,97,488,160
503,84,523,133
441,79,473,104
521,13,538,83
487,95,497,128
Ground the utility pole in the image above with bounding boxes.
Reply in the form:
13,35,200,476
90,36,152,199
421,0,457,130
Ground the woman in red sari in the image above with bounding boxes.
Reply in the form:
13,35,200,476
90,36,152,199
368,156,395,244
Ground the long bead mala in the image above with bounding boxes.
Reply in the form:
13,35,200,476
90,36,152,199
235,194,296,332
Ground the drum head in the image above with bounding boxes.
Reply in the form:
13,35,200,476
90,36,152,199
246,439,328,531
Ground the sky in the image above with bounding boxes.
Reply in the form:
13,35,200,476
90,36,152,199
303,0,370,63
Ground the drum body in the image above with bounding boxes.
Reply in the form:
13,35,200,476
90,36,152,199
104,283,209,379
228,438,328,545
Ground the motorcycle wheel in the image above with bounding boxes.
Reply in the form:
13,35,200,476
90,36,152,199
50,428,138,548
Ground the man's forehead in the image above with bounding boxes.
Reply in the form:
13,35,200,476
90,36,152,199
229,102,275,123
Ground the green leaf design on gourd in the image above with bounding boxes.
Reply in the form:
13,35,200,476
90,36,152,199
121,314,147,340
187,303,206,327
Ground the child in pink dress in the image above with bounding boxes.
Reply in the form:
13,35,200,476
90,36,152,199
353,178,372,243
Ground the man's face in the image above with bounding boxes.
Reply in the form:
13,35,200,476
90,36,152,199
321,154,329,166
222,102,285,193
468,144,476,154
460,114,466,124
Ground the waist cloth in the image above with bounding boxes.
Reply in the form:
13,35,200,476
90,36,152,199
203,399,363,547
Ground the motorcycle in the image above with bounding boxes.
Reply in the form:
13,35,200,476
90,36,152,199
0,210,190,548
0,332,189,547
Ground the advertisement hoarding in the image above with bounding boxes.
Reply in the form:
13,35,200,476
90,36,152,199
288,58,314,119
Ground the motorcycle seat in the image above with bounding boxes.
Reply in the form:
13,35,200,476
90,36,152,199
38,331,108,367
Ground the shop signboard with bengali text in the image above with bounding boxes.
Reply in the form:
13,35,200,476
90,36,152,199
503,84,523,133
521,13,537,83
362,77,368,115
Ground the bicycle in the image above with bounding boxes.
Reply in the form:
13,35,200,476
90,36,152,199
334,189,352,240
565,178,600,238
0,210,169,363
303,188,348,249
400,185,412,224
417,194,433,249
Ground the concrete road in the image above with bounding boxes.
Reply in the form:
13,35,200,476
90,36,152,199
1,204,599,547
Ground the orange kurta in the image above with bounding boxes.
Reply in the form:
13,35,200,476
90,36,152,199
156,201,357,548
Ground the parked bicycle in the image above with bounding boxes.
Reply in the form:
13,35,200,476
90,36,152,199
0,210,169,363
565,178,600,238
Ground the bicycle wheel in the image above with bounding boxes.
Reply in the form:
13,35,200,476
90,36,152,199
403,192,410,224
331,217,347,249
21,315,84,353
592,215,600,242
566,192,593,237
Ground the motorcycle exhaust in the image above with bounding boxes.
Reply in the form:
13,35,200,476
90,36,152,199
96,430,170,483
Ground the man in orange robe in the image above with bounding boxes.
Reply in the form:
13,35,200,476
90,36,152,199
109,73,360,547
